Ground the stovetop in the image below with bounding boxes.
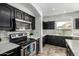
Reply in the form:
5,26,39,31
10,33,35,47
13,39,35,47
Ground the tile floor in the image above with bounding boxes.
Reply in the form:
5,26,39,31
37,44,66,56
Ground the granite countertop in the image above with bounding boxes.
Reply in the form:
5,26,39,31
66,39,79,56
50,34,72,37
0,42,20,54
27,35,40,40
46,34,79,38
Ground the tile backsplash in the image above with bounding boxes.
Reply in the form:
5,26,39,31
43,29,72,36
0,31,9,43
0,30,32,43
43,30,56,36
73,30,79,36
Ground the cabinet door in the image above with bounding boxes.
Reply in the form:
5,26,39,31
15,9,23,19
21,12,25,20
30,16,35,30
45,35,66,47
43,21,55,29
75,18,79,29
36,38,40,54
0,3,15,30
58,37,66,47
24,14,30,21
32,18,35,30
43,22,48,29
48,21,55,29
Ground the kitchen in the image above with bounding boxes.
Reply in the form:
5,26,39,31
0,3,42,56
0,3,79,56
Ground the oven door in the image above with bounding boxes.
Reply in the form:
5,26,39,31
21,44,31,56
30,42,36,56
21,42,36,56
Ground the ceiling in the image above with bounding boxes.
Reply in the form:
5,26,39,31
35,3,79,17
21,3,41,17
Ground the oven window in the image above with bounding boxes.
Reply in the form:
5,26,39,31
33,44,35,51
24,45,31,56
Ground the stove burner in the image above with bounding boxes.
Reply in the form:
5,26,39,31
17,39,35,46
10,33,35,47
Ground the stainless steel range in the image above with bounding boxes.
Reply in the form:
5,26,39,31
9,33,36,56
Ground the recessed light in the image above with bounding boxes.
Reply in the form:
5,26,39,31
52,8,56,11
63,11,66,13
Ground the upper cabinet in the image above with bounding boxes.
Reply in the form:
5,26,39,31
48,21,55,29
75,18,79,29
43,21,55,29
0,3,35,31
0,3,15,31
31,17,35,30
15,9,25,20
29,15,35,30
24,14,30,21
43,22,47,29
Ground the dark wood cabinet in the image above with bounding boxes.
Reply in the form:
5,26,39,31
0,3,35,30
75,18,79,29
21,12,25,20
30,16,35,30
43,21,55,29
48,21,55,29
36,38,40,55
44,35,70,47
15,9,24,20
43,22,48,29
31,17,35,30
24,14,30,21
15,8,35,30
46,35,66,47
0,47,21,56
0,3,15,31
43,36,47,47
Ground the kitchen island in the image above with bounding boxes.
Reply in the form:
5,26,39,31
66,39,79,56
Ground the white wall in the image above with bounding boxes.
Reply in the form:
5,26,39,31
33,17,41,37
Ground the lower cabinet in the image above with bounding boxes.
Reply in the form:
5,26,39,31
66,43,74,56
36,38,40,55
43,36,47,47
44,35,66,47
0,47,21,56
43,35,73,48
